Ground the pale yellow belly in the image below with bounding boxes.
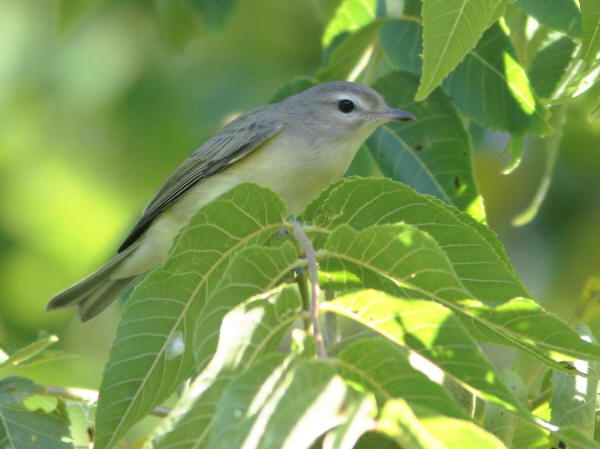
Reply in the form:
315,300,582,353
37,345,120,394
114,136,359,278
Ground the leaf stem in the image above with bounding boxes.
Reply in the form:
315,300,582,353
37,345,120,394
291,220,327,359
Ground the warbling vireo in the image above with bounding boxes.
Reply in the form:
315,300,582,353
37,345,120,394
47,81,415,321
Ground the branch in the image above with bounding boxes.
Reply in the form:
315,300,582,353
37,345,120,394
291,220,327,359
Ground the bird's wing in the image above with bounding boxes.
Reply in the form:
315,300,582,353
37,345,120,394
118,107,283,252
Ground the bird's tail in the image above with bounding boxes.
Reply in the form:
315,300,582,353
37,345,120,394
46,243,145,322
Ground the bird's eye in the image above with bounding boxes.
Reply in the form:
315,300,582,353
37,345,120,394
338,99,354,113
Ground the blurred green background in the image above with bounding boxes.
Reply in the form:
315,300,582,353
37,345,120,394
1,0,599,402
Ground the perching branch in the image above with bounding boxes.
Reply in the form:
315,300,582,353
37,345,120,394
291,220,327,359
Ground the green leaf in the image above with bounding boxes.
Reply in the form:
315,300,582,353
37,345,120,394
94,183,288,449
483,370,527,446
515,0,582,38
193,244,298,369
151,285,302,449
0,333,58,368
367,71,485,221
188,0,237,30
381,20,551,136
207,357,369,449
269,77,318,103
419,414,510,449
416,0,509,100
529,37,577,99
0,377,73,449
377,399,509,449
322,0,377,47
502,134,524,175
444,24,552,135
322,288,524,414
550,324,598,435
463,299,600,371
335,338,469,419
318,19,385,82
379,19,422,74
581,0,600,64
547,427,600,449
321,393,377,449
306,181,600,371
305,178,527,304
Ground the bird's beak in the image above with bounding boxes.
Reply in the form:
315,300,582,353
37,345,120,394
374,108,416,122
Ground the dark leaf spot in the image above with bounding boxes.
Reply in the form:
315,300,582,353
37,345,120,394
559,441,566,449
415,144,423,151
454,176,460,189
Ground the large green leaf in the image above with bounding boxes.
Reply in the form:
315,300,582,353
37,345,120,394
550,324,598,435
326,291,522,414
207,357,369,449
336,338,469,418
445,24,551,135
151,284,302,449
0,377,73,449
193,244,298,368
94,184,288,449
515,0,582,38
366,71,485,221
377,399,509,449
322,0,377,47
381,20,551,135
581,0,600,64
304,177,526,304
416,0,510,100
305,179,600,372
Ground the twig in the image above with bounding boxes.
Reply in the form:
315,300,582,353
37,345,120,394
291,220,327,359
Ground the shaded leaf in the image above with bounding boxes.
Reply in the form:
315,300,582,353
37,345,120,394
381,20,550,137
444,24,551,135
502,134,524,175
529,37,577,99
515,0,582,38
0,377,73,449
417,0,509,100
318,19,385,81
581,0,600,64
322,0,377,47
483,370,527,446
550,324,598,435
367,71,485,221
94,184,288,449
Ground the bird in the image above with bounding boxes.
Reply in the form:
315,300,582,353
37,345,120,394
46,81,416,321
